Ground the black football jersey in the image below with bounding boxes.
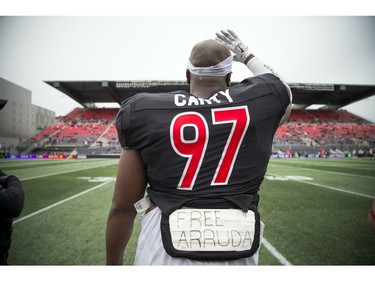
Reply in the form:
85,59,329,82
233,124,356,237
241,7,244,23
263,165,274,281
116,74,290,210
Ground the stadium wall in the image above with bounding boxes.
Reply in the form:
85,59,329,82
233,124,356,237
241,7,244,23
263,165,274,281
0,77,55,149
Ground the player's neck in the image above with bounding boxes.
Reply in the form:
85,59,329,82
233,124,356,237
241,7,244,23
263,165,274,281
190,77,228,99
190,85,225,99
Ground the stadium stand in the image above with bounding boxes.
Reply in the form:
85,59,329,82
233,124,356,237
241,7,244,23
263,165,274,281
2,81,373,159
9,107,371,159
273,109,374,158
10,108,121,158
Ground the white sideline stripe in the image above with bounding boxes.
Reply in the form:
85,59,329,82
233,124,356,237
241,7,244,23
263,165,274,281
266,173,374,199
269,163,375,179
20,161,116,181
13,180,114,224
262,238,292,265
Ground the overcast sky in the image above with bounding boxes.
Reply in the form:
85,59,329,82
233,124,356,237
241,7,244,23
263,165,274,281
0,16,374,121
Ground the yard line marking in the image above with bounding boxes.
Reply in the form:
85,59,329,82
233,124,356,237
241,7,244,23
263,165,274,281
269,163,375,179
20,161,117,181
262,238,292,265
13,180,114,224
266,172,374,199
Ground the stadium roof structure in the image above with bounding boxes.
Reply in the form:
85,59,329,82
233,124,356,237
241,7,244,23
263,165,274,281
45,80,375,110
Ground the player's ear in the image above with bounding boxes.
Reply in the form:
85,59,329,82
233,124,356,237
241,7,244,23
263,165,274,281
226,72,232,87
186,69,191,85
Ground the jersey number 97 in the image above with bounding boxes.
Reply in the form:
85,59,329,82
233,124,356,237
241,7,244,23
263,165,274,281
170,106,250,190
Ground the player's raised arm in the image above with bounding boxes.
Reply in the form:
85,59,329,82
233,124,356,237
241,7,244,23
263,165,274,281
216,29,292,125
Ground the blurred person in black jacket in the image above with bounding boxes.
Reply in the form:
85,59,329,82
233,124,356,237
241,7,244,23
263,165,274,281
0,170,24,265
0,99,25,265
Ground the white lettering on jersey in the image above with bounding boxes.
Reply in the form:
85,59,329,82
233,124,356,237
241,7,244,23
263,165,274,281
218,89,233,103
175,94,187,106
174,90,233,107
188,96,199,106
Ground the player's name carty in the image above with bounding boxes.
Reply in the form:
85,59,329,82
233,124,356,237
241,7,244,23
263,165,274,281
174,89,233,107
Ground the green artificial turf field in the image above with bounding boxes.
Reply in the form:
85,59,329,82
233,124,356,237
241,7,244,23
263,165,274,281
1,157,374,265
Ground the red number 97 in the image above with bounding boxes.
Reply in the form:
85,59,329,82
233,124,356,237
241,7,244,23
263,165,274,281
170,106,250,190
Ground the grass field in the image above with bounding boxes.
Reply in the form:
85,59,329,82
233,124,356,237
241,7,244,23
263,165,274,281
1,157,374,265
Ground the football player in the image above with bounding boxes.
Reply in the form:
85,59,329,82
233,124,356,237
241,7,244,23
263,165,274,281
0,100,25,265
0,173,24,265
106,29,292,265
1,99,25,265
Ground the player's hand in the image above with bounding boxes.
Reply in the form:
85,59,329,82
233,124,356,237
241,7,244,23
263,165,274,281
215,29,251,64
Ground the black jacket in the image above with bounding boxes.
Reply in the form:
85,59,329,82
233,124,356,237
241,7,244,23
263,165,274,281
0,173,24,254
